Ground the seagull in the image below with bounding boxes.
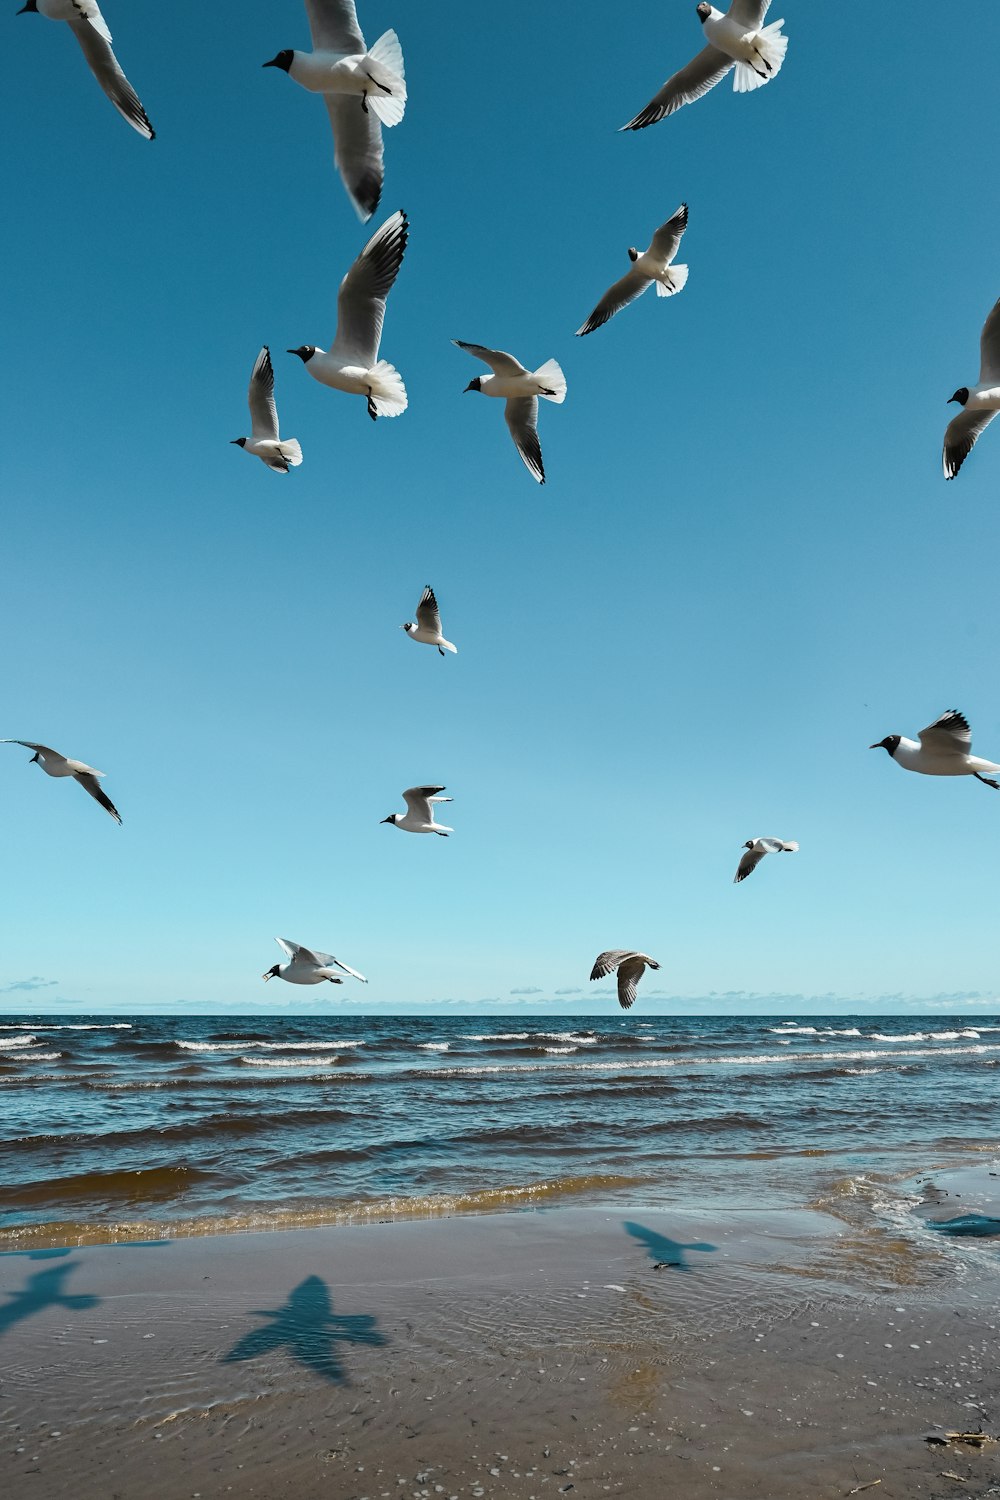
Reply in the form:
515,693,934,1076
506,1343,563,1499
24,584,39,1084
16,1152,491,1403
943,296,1000,479
262,937,367,985
231,347,303,474
263,0,405,221
1,740,122,823
870,710,1000,790
734,838,798,884
589,951,661,1011
577,204,690,337
621,1,787,131
381,786,454,835
288,209,408,421
454,340,566,484
18,0,154,139
402,586,457,656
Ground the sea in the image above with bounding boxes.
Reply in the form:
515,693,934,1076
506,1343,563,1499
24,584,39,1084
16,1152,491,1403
2,1013,999,1251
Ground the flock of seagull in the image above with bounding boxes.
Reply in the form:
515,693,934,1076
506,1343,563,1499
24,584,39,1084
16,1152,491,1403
11,0,1000,1011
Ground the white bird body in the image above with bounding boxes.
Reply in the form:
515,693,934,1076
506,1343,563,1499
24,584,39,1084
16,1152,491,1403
622,0,786,129
290,209,408,421
232,347,303,474
577,205,689,337
734,837,798,883
264,4,405,220
19,0,154,138
382,786,454,835
403,586,457,656
262,937,367,986
872,711,1000,786
454,341,566,483
1,739,122,823
943,296,1000,478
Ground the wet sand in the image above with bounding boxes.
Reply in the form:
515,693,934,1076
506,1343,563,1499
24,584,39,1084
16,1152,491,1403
1,1197,999,1499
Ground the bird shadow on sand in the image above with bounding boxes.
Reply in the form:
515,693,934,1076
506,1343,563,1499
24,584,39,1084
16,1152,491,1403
624,1220,717,1271
0,1260,100,1340
221,1274,387,1384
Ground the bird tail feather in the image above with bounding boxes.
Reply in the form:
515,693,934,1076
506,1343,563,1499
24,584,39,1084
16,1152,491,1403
733,19,786,92
534,358,567,403
368,361,408,416
279,439,303,467
656,264,688,297
782,841,799,853
365,30,407,125
440,640,458,654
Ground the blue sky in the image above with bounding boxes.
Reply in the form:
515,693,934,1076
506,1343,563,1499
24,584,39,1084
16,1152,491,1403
3,2,1000,1016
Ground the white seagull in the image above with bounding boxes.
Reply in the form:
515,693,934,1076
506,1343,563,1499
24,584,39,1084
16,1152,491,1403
577,204,690,336
943,296,1000,479
263,0,405,221
870,710,1000,790
262,937,368,985
622,1,787,131
402,586,457,657
734,837,798,884
1,740,122,823
589,950,661,1011
381,786,454,835
231,347,303,474
454,340,566,484
18,0,154,139
289,209,408,421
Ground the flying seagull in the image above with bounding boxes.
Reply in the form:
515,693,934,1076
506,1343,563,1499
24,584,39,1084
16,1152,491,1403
943,296,1000,479
454,340,566,484
577,204,690,337
262,937,368,985
589,950,661,1011
231,347,303,474
734,837,798,884
871,710,1000,790
263,0,405,221
1,740,122,823
402,586,457,656
289,209,408,421
18,0,154,139
621,1,787,131
381,786,454,835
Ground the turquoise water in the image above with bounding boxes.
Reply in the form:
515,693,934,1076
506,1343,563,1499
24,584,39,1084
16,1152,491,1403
2,1014,999,1245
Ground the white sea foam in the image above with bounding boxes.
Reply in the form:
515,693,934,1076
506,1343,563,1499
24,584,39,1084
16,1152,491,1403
0,1036,37,1049
419,1043,450,1052
462,1033,531,1042
544,1046,578,1054
769,1025,818,1034
0,1023,131,1030
8,1051,62,1062
240,1055,340,1068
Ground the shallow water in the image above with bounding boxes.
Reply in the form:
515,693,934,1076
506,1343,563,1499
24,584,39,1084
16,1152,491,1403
1,1013,999,1245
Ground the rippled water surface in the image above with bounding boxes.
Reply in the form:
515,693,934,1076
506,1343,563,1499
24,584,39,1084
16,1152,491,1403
2,1014,999,1245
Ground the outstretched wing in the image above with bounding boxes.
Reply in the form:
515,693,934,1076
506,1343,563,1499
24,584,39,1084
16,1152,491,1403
729,0,772,27
577,268,651,336
504,397,544,484
402,785,446,822
621,45,733,130
734,845,764,883
416,586,442,635
68,17,155,139
649,203,689,262
304,0,365,53
325,95,384,223
943,407,998,480
453,341,528,377
589,950,633,982
918,710,972,757
1,739,58,755
977,295,1000,384
615,956,647,1010
73,770,122,824
248,347,279,440
331,209,408,365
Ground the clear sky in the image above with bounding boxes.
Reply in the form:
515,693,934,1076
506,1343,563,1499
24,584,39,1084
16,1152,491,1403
3,2,1000,1017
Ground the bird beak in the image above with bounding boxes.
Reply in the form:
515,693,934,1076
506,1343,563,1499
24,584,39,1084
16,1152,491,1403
463,381,476,393
262,972,272,981
380,816,393,824
868,743,879,750
947,396,959,405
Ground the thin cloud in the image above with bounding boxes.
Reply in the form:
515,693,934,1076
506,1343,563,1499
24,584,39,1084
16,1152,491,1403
554,987,582,995
510,987,543,996
1,977,58,993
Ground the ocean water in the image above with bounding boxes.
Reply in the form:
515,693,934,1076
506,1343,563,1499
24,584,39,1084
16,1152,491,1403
1,1013,999,1248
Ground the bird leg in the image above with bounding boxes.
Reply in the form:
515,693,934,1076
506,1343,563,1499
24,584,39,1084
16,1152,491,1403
438,647,445,657
361,91,369,113
974,773,1000,790
365,71,392,94
366,390,378,421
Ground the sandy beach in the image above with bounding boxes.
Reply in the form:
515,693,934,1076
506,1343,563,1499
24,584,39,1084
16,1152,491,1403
3,1178,999,1500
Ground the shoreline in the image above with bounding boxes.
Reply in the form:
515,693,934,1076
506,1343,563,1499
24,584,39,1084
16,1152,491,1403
2,1199,999,1499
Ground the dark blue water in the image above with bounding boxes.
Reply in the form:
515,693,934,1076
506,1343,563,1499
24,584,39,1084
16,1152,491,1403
2,1014,998,1246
